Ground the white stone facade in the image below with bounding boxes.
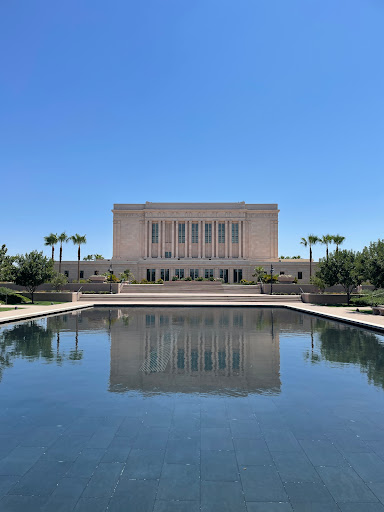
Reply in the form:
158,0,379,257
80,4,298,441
57,202,315,283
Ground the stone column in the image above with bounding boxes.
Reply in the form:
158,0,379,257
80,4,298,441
188,220,192,258
162,220,165,258
171,220,175,259
149,220,152,259
198,220,202,258
239,221,242,258
202,221,205,259
225,220,229,259
175,221,179,259
229,221,232,259
144,219,148,258
215,221,219,258
157,221,161,258
242,220,246,259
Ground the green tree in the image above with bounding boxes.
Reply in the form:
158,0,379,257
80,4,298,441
252,266,266,283
320,234,333,261
300,235,320,278
57,232,69,274
358,239,384,289
94,254,104,260
50,272,68,292
316,249,362,304
83,254,94,261
70,234,87,283
13,251,54,303
0,244,15,281
332,234,345,253
44,233,58,261
120,268,135,282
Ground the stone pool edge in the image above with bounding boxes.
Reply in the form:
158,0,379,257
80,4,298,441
0,303,94,325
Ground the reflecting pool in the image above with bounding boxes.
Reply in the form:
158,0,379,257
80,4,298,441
1,307,384,511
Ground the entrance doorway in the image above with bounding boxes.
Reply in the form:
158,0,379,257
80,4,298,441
219,269,229,283
233,269,243,283
161,269,170,281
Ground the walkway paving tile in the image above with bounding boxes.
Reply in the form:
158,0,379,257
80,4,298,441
234,438,273,466
201,480,245,506
123,448,165,479
201,428,233,451
368,482,384,503
0,495,48,512
165,438,200,464
271,451,320,482
229,419,262,439
87,426,118,449
8,460,72,496
41,477,88,511
240,465,287,502
201,504,246,512
317,466,379,502
201,450,239,481
101,436,131,463
0,446,45,476
246,503,293,511
326,429,372,453
115,417,143,439
338,503,384,511
81,462,124,498
42,434,91,461
0,476,18,498
290,502,340,511
0,435,20,459
158,463,200,501
66,448,104,478
110,479,158,512
344,452,384,482
299,439,347,466
154,500,200,512
284,482,334,503
73,497,109,512
19,426,65,448
263,429,302,452
133,427,169,450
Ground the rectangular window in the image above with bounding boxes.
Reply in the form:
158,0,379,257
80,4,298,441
94,270,99,275
218,223,225,243
298,271,303,280
205,223,212,243
165,251,171,258
190,268,199,280
175,268,185,279
145,314,155,327
205,269,214,278
233,269,243,283
280,271,285,275
80,271,84,279
64,270,69,278
232,223,239,243
192,223,199,243
178,223,185,243
152,223,159,243
147,269,156,281
160,269,170,281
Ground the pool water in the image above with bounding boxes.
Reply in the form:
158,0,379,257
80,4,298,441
1,307,384,511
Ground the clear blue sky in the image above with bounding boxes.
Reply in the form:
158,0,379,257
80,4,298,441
1,0,383,262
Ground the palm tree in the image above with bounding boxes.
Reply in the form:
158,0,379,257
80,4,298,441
44,233,58,261
321,234,333,261
332,234,345,253
83,255,94,261
71,234,87,282
57,232,69,274
300,235,320,277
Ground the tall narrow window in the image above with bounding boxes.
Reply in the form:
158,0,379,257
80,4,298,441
178,223,185,243
205,269,214,278
190,269,199,280
218,223,225,243
160,269,170,281
152,223,159,243
205,223,212,243
232,223,239,243
192,223,199,243
175,268,185,279
147,269,156,281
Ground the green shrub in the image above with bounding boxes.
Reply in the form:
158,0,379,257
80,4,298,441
183,276,192,281
172,276,179,281
140,279,149,284
156,279,164,284
196,277,204,281
208,277,215,281
0,287,29,304
350,289,384,307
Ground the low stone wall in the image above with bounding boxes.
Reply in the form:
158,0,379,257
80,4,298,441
301,293,349,304
22,292,79,302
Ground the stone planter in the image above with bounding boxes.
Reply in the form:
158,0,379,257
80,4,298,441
89,275,107,283
277,275,295,283
301,293,348,305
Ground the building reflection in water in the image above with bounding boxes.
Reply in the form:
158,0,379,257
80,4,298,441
109,307,281,395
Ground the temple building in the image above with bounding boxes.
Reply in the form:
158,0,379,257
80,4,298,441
59,201,312,283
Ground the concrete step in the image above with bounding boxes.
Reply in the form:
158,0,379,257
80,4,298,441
79,293,300,303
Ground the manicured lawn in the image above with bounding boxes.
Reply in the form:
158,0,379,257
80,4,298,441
0,307,17,312
28,301,64,305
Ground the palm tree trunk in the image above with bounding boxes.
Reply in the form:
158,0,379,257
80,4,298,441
77,246,80,282
326,246,329,261
310,247,312,277
59,245,62,274
336,245,339,253
52,246,54,261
